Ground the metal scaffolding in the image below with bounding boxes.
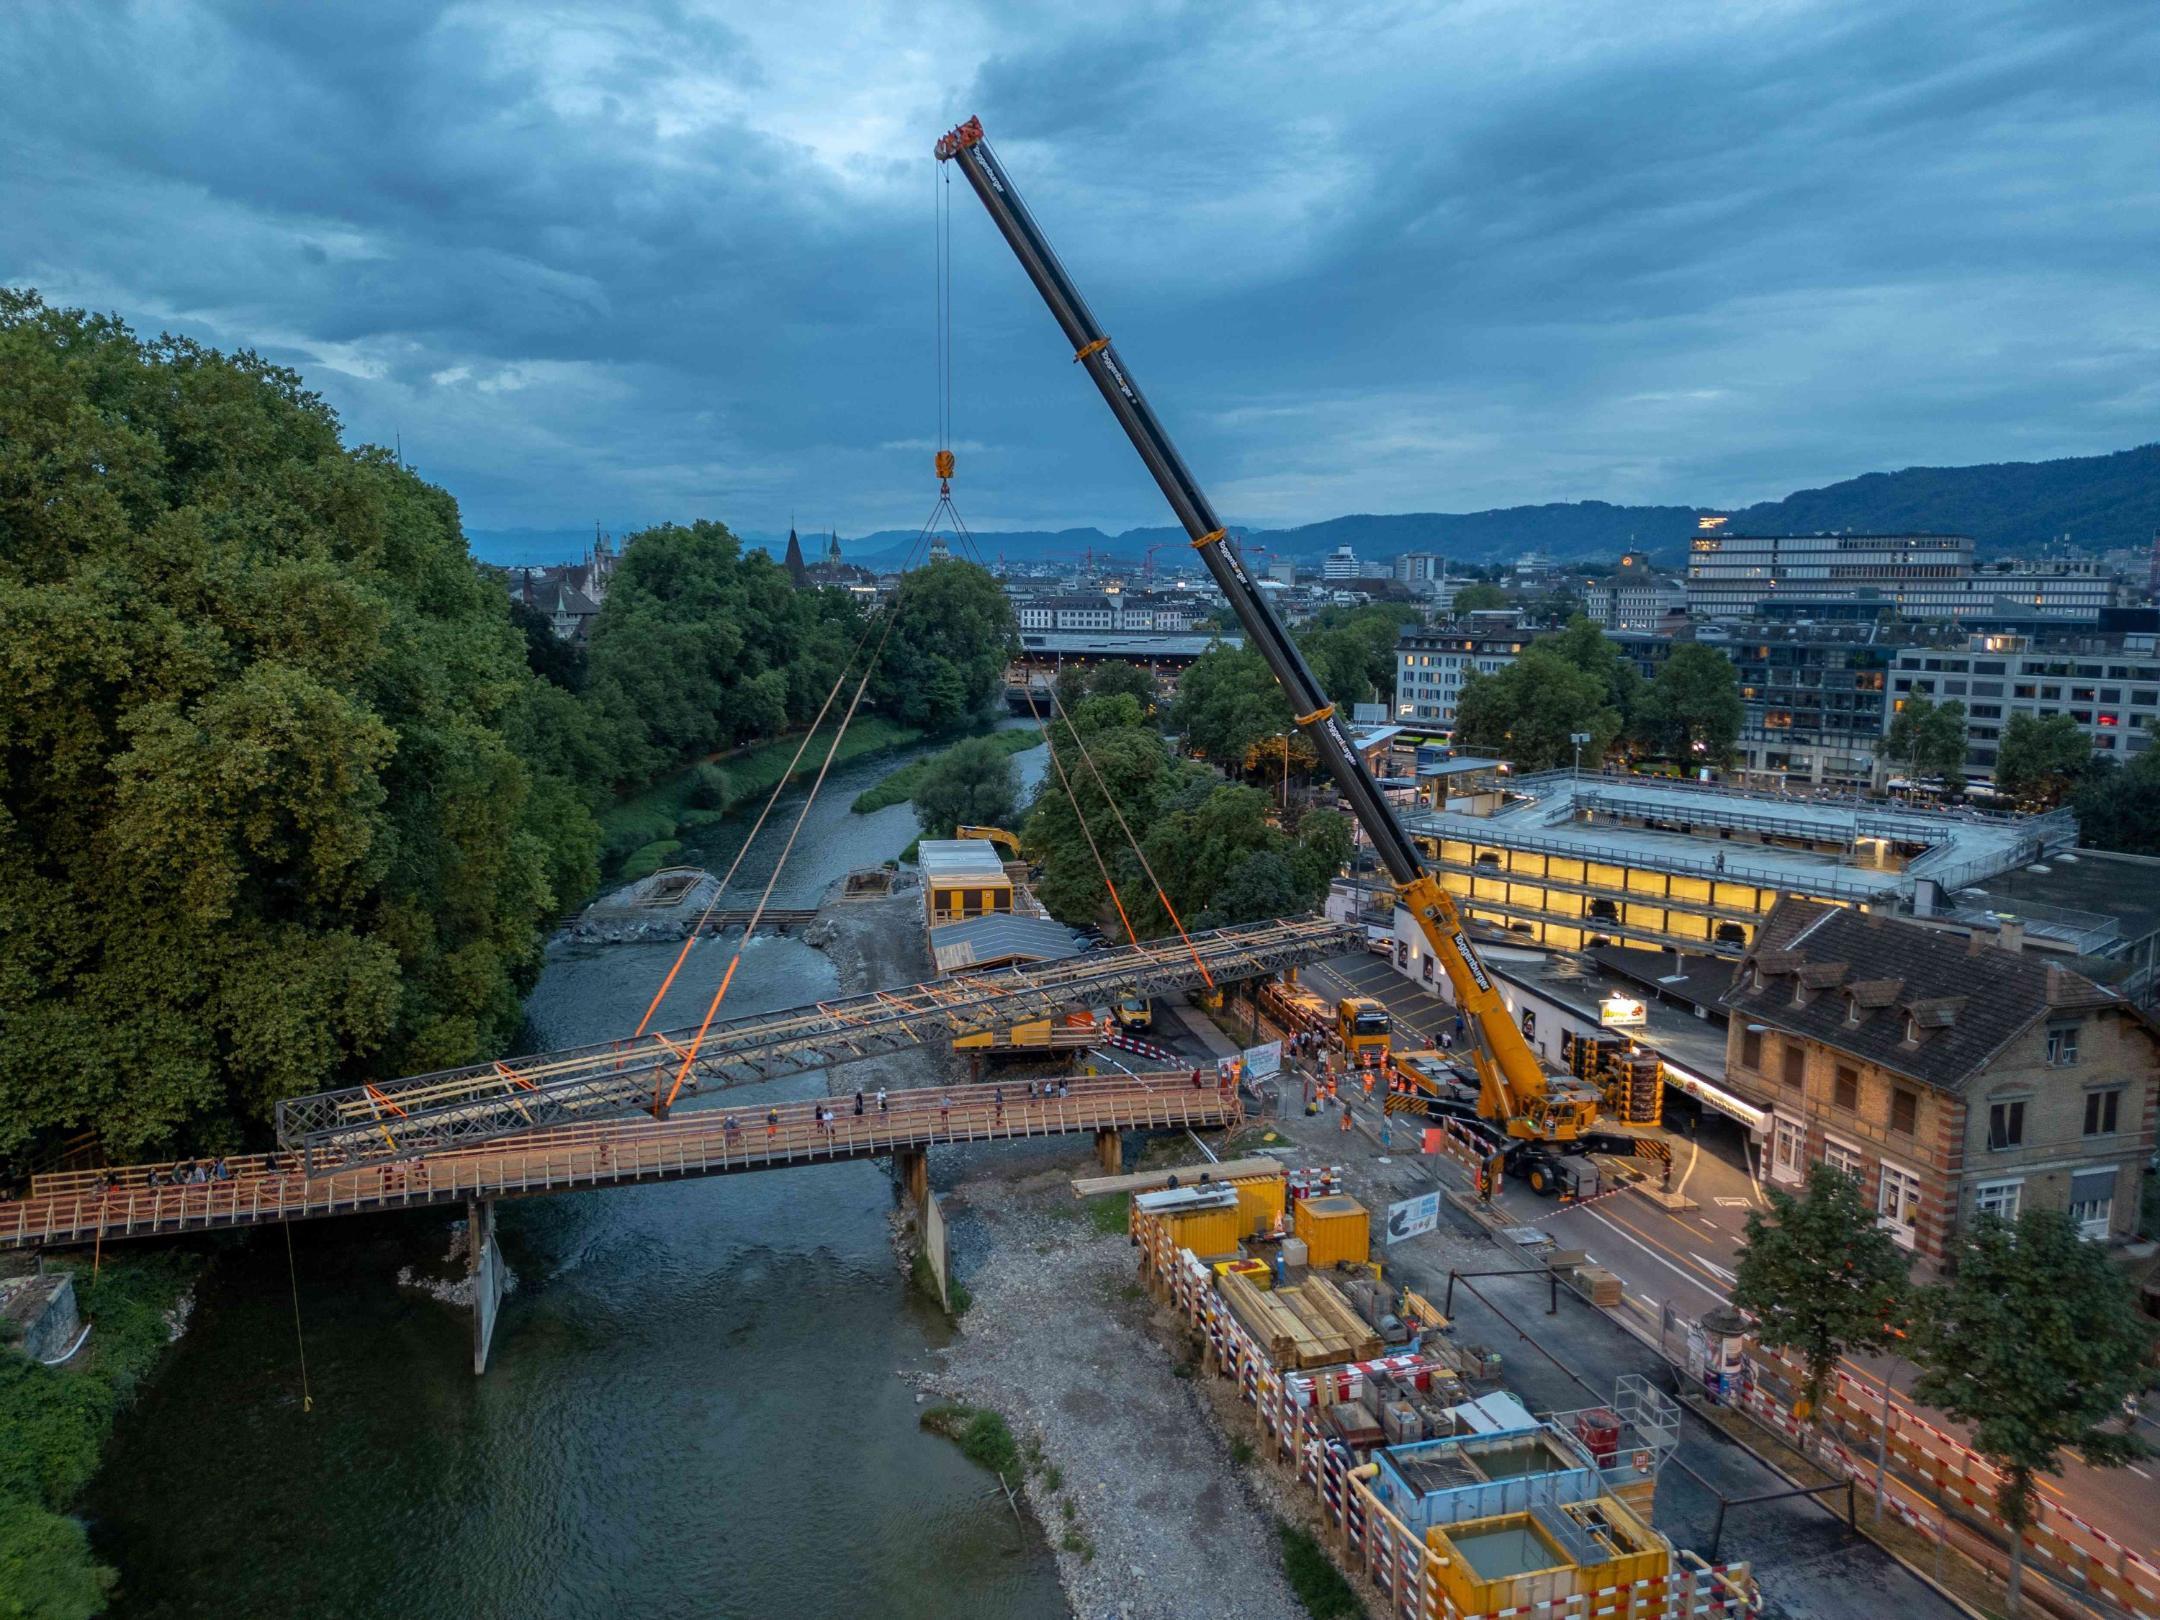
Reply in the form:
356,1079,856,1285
276,915,1358,1171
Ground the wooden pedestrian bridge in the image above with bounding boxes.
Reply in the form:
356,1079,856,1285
6,1072,1236,1254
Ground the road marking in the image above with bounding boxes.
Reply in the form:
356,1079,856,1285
1691,1253,1738,1286
1715,1197,1750,1208
1697,1217,1720,1230
2128,1466,2153,1481
1584,1210,1724,1300
1672,1135,1703,1201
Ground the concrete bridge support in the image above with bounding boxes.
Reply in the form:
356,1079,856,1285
894,1146,929,1213
469,1198,506,1376
1094,1128,1123,1176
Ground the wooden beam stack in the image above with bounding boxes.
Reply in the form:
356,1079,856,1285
1219,1271,1384,1369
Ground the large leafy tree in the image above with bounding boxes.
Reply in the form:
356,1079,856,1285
1636,642,1744,765
1732,1163,1911,1423
910,736,1020,839
1910,1210,2154,1615
1453,648,1621,771
1885,695,1969,793
1451,582,1508,613
1992,712,2092,807
874,559,1018,733
1173,642,1292,764
0,292,596,1158
1296,603,1422,710
2074,738,2160,855
1544,616,1643,729
1023,698,1177,927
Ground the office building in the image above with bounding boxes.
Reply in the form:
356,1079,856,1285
1686,533,1973,619
1889,631,2160,778
1394,551,1447,585
1725,628,1899,788
1584,578,1686,631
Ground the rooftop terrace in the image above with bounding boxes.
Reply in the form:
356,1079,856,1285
1401,771,2073,911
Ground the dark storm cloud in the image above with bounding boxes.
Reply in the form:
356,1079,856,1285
3,1,2154,541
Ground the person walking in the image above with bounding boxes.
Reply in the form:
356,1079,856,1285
1338,1098,1353,1134
993,1087,1005,1124
876,1086,889,1113
939,1094,952,1131
766,1108,780,1142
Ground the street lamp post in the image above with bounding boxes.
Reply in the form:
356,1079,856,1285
1570,730,1592,777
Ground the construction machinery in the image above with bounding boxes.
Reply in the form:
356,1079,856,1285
955,824,1023,857
1335,996,1392,1063
937,116,1643,1190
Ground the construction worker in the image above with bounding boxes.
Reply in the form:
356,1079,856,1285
1361,1069,1374,1099
1338,1098,1353,1134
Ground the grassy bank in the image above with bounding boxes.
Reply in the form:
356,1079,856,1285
597,716,927,880
0,1251,202,1620
851,725,1042,816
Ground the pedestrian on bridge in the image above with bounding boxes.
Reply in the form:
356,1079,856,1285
853,1089,865,1116
876,1087,888,1113
766,1108,780,1142
940,1095,952,1130
993,1087,1004,1124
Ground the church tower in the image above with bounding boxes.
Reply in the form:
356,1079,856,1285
782,526,808,587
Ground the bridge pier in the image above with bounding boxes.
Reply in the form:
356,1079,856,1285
468,1198,506,1376
894,1146,929,1212
1094,1128,1123,1176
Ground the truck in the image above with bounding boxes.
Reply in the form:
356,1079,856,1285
937,116,1652,1191
1335,996,1392,1062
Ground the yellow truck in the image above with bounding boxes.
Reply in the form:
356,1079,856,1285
1336,996,1392,1061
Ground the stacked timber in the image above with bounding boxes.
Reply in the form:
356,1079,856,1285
1218,1271,1384,1369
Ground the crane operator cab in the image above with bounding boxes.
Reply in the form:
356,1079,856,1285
1336,996,1391,1061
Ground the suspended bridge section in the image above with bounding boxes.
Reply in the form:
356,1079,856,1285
271,915,1356,1173
6,1072,1238,1252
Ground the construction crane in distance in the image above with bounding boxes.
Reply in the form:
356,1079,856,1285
935,116,1636,1189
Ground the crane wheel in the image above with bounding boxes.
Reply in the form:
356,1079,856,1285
1527,1166,1552,1196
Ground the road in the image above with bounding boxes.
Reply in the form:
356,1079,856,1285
1283,949,2160,1563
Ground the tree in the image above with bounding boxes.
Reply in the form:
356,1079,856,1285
910,736,1020,839
874,559,1019,732
1451,582,1508,613
1130,783,1335,934
1993,712,2092,807
1545,616,1643,730
2074,739,2160,855
1453,648,1621,771
1023,707,1176,927
1910,1210,2154,1614
0,291,597,1158
1173,643,1292,764
1732,1163,1911,1424
1636,643,1744,765
1296,603,1422,710
1086,660,1157,712
1290,808,1354,895
1885,696,1970,793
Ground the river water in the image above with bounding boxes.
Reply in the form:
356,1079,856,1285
85,728,1059,1620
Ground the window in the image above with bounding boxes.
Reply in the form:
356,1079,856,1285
2068,1169,2116,1239
1834,1066,1859,1112
2046,1024,2079,1067
1878,1163,1922,1247
1771,1117,1805,1184
1987,1098,2026,1150
1973,1179,2022,1221
1740,1028,1762,1069
2083,1087,2122,1137
1781,1043,1806,1089
1822,1137,1864,1179
1891,1087,1918,1135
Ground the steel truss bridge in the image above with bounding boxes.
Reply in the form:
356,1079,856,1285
273,916,1358,1172
8,1073,1237,1252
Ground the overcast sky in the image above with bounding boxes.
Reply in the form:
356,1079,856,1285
5,1,2155,545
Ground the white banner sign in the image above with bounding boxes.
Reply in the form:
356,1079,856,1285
1242,1040,1282,1080
1386,1191,1441,1245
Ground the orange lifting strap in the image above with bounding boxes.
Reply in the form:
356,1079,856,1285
1191,528,1226,550
1073,336,1110,363
1295,703,1335,726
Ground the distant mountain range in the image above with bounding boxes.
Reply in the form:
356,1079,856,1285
467,442,2160,572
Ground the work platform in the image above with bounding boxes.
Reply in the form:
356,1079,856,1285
8,1074,1237,1252
274,916,1354,1171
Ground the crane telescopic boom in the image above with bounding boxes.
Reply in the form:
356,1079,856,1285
935,117,1593,1144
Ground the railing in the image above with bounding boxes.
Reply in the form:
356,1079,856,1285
7,1074,1237,1251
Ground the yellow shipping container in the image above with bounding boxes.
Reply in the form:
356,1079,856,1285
1165,1203,1244,1258
1232,1174,1287,1237
1293,1195,1371,1267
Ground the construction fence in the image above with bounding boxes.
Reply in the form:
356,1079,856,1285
1135,1201,1757,1619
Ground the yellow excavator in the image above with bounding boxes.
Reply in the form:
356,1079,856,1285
955,825,1022,857
938,117,1626,1190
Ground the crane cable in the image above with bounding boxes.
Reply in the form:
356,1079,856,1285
652,529,936,1115
1028,684,1143,949
1040,665,1216,989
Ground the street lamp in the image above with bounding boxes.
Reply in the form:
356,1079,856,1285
1570,731,1592,777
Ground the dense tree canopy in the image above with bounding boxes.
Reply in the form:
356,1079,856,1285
871,559,1019,733
1296,603,1422,711
0,292,598,1159
1885,695,1970,792
1636,643,1744,764
1173,643,1292,764
2074,738,2160,855
909,735,1021,839
1992,712,2092,807
1450,582,1508,613
1453,648,1622,771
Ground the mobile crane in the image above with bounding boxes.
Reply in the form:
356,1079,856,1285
935,116,1631,1189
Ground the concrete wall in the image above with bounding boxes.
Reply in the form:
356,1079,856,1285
921,1191,951,1310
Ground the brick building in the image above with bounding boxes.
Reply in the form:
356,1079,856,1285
1720,899,2156,1267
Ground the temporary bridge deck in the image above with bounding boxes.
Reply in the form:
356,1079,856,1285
272,915,1355,1172
8,1073,1236,1252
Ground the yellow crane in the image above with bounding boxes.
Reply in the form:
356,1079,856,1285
937,117,1620,1183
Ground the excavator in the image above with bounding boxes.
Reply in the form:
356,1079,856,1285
936,117,1641,1193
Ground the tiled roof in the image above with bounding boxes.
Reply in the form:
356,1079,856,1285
1720,898,2128,1093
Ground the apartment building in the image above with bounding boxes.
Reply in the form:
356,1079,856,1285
1323,545,1365,581
1889,631,2160,778
1393,626,1537,726
1584,578,1687,631
1725,629,1899,788
1394,551,1447,584
1721,900,2156,1265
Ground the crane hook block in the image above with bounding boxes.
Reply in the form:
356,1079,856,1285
935,117,985,161
935,450,955,481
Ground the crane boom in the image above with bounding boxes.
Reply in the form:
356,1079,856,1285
935,117,1588,1143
